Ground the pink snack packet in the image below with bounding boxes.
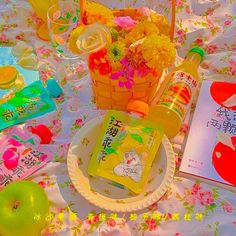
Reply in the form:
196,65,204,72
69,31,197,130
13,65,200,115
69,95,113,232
0,127,52,189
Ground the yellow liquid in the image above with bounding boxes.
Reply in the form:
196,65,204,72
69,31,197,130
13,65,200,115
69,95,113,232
148,53,202,138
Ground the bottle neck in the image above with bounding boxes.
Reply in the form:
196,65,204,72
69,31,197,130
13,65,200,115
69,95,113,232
184,52,202,67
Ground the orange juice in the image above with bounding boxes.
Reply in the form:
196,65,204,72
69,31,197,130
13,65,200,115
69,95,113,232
148,47,205,138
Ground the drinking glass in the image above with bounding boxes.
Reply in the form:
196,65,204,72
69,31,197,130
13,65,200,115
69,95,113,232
47,1,88,86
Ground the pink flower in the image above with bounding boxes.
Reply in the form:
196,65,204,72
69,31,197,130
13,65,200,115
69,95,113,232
35,46,52,56
41,70,52,82
114,16,138,31
228,59,236,76
145,219,157,231
223,202,233,213
0,33,8,43
186,195,197,206
191,184,202,195
185,6,191,14
232,221,236,227
224,20,232,26
177,29,185,37
16,34,24,41
38,181,47,188
195,38,204,47
106,218,116,227
198,191,214,206
176,29,186,44
176,0,184,7
207,44,217,54
75,118,83,127
180,123,189,134
52,119,61,127
110,57,135,89
175,233,182,236
69,183,76,191
31,12,42,26
87,215,99,225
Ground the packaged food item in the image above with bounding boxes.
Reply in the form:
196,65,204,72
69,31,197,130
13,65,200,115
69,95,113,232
148,47,205,138
0,79,62,131
0,65,25,90
87,110,163,194
0,128,52,189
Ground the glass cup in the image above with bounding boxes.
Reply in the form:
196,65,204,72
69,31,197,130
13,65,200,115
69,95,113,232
47,1,81,59
47,1,88,86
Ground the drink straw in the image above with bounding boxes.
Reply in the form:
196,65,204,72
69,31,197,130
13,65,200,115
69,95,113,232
170,0,176,42
80,0,86,24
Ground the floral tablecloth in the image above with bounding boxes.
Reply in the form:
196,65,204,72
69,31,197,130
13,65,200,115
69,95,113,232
0,0,236,235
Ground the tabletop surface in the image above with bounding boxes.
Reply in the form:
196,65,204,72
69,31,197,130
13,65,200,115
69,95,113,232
0,0,236,235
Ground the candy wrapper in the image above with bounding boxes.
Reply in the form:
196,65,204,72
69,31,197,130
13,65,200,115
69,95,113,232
88,110,163,194
0,128,52,189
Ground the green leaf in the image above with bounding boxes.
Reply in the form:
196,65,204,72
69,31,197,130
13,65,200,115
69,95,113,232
142,127,153,133
58,25,69,31
66,12,72,19
210,203,217,210
76,9,80,16
130,133,143,143
72,16,77,23
105,148,116,154
57,49,64,53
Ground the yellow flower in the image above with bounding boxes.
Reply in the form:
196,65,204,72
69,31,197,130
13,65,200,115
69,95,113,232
107,42,125,68
85,2,114,26
140,34,176,71
125,20,159,45
149,13,170,36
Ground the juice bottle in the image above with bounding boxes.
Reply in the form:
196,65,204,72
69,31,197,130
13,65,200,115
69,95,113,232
148,47,205,138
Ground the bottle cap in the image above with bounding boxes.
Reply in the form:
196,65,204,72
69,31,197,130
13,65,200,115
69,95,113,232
28,124,53,144
188,47,205,61
45,79,63,98
127,100,149,116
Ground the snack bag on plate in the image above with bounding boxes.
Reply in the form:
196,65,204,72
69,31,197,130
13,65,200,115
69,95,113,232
87,110,163,194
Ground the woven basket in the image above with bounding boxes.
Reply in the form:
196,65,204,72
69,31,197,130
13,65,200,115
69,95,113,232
89,7,174,111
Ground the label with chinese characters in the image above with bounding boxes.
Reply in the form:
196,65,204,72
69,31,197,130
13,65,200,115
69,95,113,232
0,132,52,189
180,80,236,190
87,111,163,194
159,71,198,119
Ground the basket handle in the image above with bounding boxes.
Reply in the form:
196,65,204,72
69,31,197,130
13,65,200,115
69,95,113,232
170,0,176,42
80,0,176,41
80,0,86,24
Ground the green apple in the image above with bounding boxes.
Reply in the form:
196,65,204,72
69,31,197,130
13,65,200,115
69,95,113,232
0,181,49,236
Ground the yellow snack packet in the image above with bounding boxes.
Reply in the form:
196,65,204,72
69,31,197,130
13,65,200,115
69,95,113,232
87,110,163,194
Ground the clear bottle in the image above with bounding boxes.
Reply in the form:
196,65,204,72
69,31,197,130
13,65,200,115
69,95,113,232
147,47,205,138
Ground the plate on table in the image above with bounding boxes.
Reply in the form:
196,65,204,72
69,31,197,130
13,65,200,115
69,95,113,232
67,116,175,212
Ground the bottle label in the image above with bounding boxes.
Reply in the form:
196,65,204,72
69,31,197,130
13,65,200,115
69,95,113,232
158,71,198,120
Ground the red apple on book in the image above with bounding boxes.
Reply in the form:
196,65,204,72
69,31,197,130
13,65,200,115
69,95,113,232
212,136,236,186
210,82,236,111
0,181,49,236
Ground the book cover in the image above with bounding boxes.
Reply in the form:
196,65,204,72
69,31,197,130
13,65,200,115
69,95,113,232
179,80,236,191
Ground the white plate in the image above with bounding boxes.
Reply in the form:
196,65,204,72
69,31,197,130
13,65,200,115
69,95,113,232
67,116,175,212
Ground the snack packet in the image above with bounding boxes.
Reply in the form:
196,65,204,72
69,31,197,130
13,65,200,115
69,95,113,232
0,79,62,131
0,128,52,189
88,110,163,194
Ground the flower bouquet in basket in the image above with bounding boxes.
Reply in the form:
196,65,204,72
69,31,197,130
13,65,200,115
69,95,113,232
69,2,176,110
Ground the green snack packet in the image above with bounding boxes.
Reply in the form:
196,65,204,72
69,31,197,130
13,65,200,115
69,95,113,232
0,80,60,131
